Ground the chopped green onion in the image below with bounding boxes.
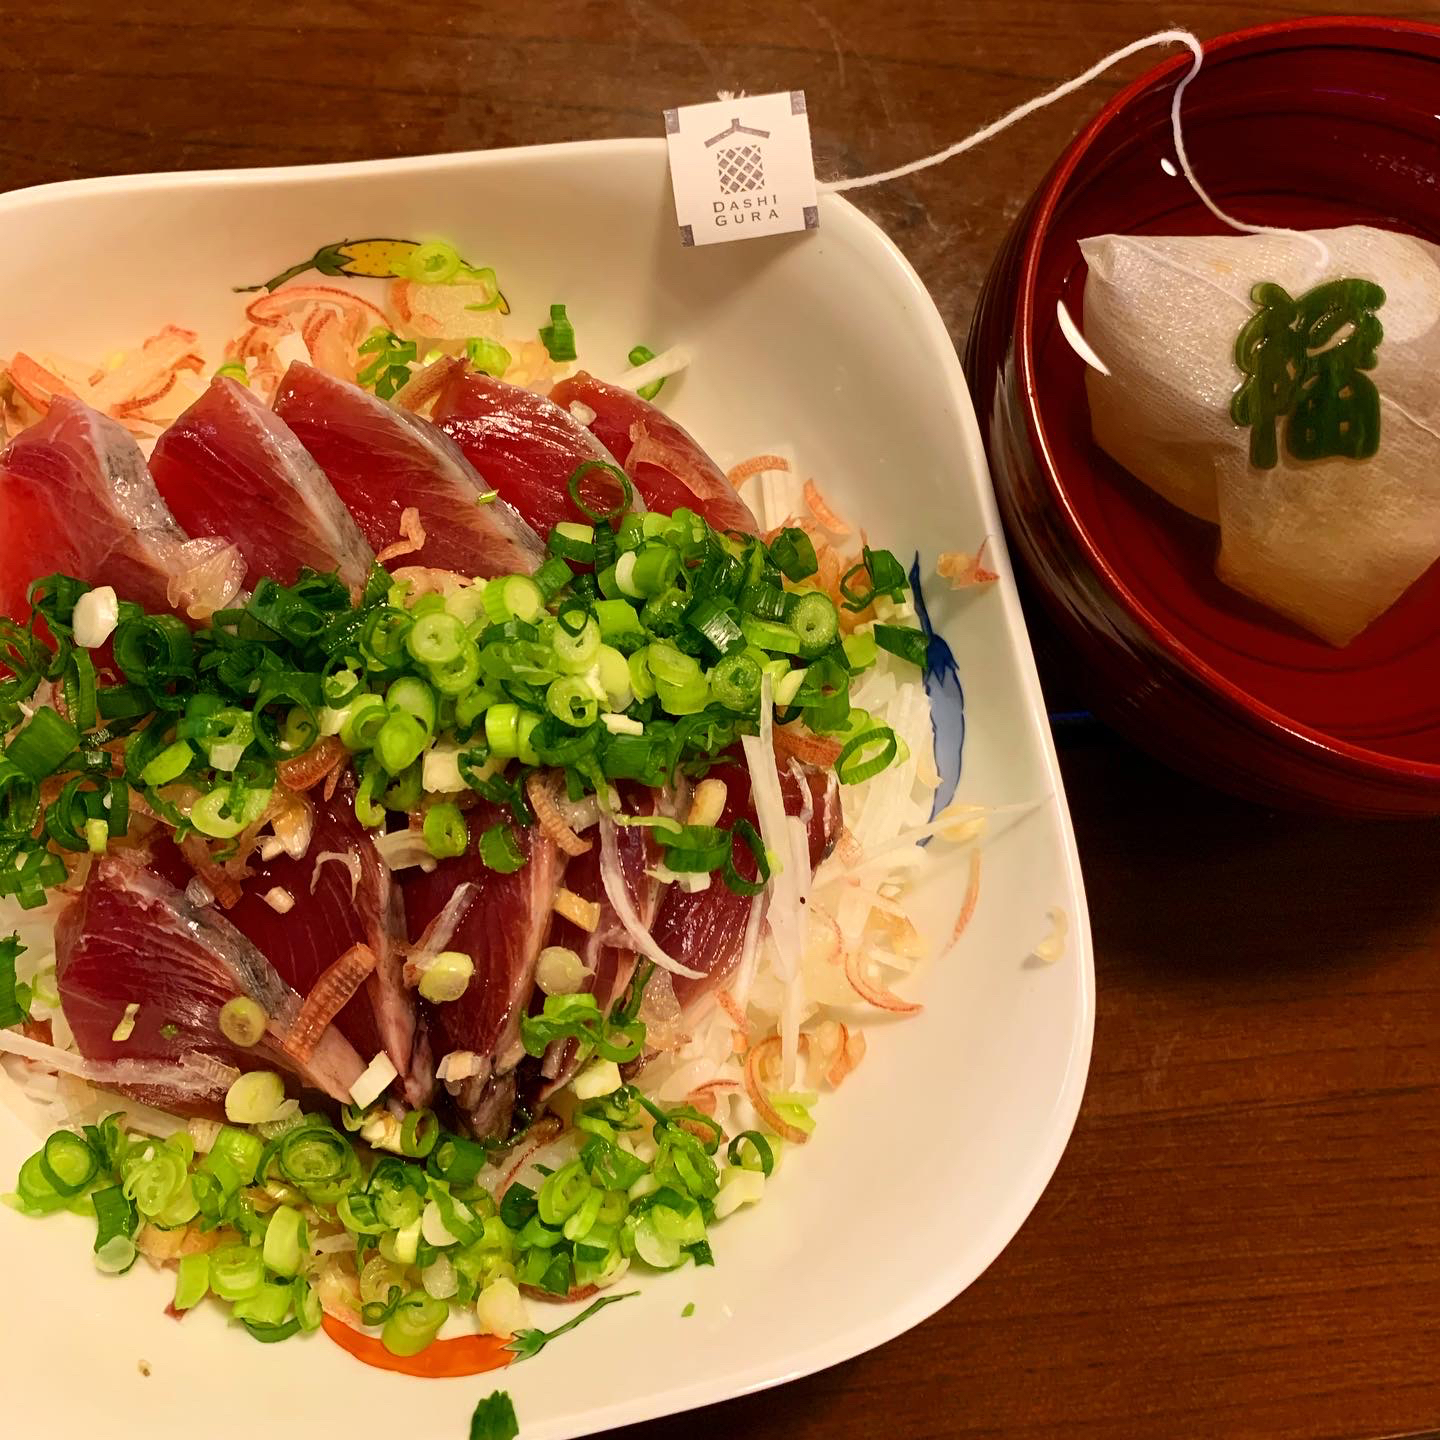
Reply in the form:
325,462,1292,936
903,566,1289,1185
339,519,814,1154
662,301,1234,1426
357,329,419,400
842,631,878,670
769,528,819,582
219,996,268,1048
538,303,577,363
387,675,439,735
418,951,474,1004
655,823,731,874
225,1071,286,1125
787,593,839,658
210,1244,266,1302
484,704,520,759
546,677,598,729
6,707,78,780
483,575,546,625
465,337,511,378
123,1149,187,1216
566,461,633,523
140,739,193,788
839,546,909,611
835,726,898,784
376,711,429,775
262,1203,306,1277
407,611,466,668
726,1130,775,1176
627,344,666,402
0,934,30,1029
382,1291,449,1357
91,1184,138,1267
723,818,771,897
426,1134,494,1188
739,618,802,654
479,823,527,874
552,616,601,674
548,522,595,566
874,623,929,669
408,241,465,283
422,802,469,858
340,693,389,751
174,1252,210,1310
39,1131,100,1197
686,597,744,657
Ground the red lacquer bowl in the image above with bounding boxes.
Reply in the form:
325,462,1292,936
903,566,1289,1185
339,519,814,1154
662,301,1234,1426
966,16,1440,816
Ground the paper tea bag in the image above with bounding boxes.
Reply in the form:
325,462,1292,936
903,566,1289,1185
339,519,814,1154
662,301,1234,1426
1080,226,1440,645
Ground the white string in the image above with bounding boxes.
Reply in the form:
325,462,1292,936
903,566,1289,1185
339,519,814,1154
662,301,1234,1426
820,28,1329,260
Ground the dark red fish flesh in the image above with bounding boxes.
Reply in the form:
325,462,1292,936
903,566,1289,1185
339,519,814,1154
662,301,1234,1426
273,363,544,577
55,849,365,1116
402,802,563,1136
150,377,375,591
548,372,759,535
431,369,624,539
0,396,242,622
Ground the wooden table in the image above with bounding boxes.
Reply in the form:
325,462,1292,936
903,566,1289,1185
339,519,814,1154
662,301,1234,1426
7,3,1440,1435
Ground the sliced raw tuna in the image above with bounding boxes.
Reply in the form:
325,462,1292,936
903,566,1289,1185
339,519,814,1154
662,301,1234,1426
0,396,244,622
165,774,429,1108
656,758,839,1011
535,784,658,1097
402,802,563,1137
548,372,759,534
54,849,365,1116
272,363,544,577
150,376,375,591
431,369,623,538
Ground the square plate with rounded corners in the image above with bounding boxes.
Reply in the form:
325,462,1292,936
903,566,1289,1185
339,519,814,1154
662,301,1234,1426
0,140,1093,1439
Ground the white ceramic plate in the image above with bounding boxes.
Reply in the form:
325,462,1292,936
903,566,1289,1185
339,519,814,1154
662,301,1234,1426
0,141,1093,1439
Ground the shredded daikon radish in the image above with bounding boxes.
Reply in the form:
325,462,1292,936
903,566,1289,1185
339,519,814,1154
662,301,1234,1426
609,345,691,393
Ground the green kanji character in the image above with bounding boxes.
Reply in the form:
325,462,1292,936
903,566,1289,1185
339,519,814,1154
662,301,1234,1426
1286,278,1385,462
1231,282,1304,470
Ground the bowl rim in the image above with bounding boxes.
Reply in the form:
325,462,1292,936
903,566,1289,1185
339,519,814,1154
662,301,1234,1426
1014,14,1440,788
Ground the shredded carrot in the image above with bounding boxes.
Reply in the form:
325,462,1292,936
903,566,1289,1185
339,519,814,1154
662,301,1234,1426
773,725,842,768
937,537,999,588
179,835,247,908
282,944,378,1062
828,1026,867,1086
7,354,76,413
393,355,464,414
726,454,791,488
375,507,427,565
743,1036,812,1144
276,735,346,792
842,950,923,1015
715,990,750,1046
526,771,592,857
803,478,851,535
944,849,983,953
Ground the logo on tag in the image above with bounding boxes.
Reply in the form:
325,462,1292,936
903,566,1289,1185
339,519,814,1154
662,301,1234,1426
664,91,819,247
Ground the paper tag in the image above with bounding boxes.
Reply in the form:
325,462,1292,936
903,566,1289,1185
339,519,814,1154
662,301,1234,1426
664,91,819,248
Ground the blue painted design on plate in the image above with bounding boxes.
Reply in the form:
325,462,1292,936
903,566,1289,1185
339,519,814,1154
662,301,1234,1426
909,553,964,820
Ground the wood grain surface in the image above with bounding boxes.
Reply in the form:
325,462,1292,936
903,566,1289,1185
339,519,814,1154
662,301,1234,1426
4,3,1439,1436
